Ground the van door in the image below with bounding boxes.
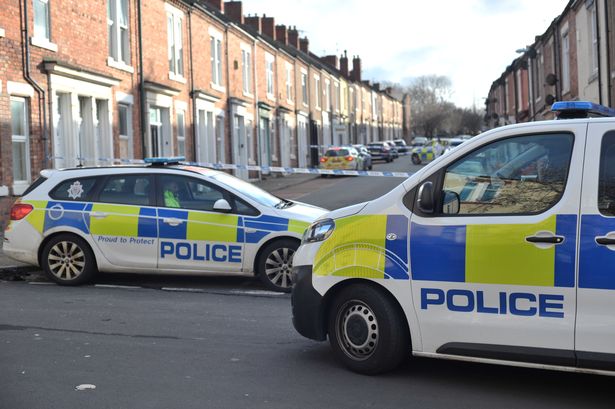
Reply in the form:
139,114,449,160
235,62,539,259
576,122,615,370
408,125,585,365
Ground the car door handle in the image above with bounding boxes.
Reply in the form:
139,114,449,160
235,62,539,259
162,217,183,227
525,235,565,244
90,211,108,219
596,236,615,246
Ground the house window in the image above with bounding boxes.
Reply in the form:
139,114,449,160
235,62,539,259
118,103,133,159
33,0,50,41
216,115,225,163
176,109,186,156
149,107,163,157
286,64,293,102
11,97,30,186
334,82,340,112
589,3,598,74
301,72,308,105
561,30,570,93
210,34,222,86
325,79,330,110
167,9,184,78
266,53,274,98
107,0,129,65
315,75,321,108
242,48,251,94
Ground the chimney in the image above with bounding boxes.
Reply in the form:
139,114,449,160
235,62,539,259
385,87,392,95
288,26,300,49
373,83,380,91
352,55,362,82
203,0,224,12
275,24,288,45
224,1,243,24
322,55,339,69
262,15,276,40
299,37,309,53
340,50,349,77
245,15,262,32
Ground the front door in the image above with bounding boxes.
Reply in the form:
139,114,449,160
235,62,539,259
576,122,615,369
409,127,584,364
233,115,249,180
156,174,244,272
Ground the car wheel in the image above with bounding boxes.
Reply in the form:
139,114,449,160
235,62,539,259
411,154,421,165
257,238,299,293
328,284,410,375
41,234,97,286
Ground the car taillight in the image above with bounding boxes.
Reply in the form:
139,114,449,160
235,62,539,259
345,156,354,161
320,157,328,163
10,203,33,221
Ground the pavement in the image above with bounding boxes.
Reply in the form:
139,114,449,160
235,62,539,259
0,173,320,275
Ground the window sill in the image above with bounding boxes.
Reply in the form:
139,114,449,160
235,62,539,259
169,72,187,84
266,94,276,102
243,91,254,99
107,57,134,73
0,185,8,197
12,182,30,196
0,28,5,38
211,83,226,93
30,36,57,52
287,99,294,105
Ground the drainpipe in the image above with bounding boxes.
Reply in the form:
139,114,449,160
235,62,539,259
225,24,232,168
21,0,49,169
253,38,261,178
605,0,612,106
596,2,604,104
137,0,147,158
188,5,196,161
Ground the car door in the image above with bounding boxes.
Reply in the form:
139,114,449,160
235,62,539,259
156,174,244,272
576,122,615,370
408,126,585,365
89,173,157,269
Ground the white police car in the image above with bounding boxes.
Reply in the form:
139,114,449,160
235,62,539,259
292,101,615,375
3,158,327,292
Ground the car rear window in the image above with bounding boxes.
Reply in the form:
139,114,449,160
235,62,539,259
325,149,350,157
49,177,99,201
21,176,47,197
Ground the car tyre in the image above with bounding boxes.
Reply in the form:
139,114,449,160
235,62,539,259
411,154,421,165
41,234,97,286
328,284,410,375
257,238,299,293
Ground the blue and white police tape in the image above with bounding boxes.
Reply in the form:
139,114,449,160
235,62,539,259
47,156,414,177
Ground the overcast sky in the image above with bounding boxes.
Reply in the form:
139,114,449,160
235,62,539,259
242,0,569,108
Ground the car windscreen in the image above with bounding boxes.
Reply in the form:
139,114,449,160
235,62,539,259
325,149,350,157
210,172,282,208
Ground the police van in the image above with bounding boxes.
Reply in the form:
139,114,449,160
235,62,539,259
292,102,615,375
3,158,326,292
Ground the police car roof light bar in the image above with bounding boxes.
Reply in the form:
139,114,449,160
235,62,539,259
551,101,615,119
144,157,186,166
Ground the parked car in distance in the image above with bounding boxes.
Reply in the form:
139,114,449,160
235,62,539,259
411,136,428,146
367,142,394,163
320,147,368,174
352,145,373,170
385,141,399,159
392,139,409,153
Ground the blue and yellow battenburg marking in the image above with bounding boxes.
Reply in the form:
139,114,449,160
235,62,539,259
19,201,309,245
314,214,409,280
410,214,577,287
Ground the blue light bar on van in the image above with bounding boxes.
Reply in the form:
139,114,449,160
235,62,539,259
551,101,615,118
144,157,185,165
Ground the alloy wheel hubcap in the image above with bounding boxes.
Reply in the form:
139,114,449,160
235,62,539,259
48,241,85,280
265,247,295,289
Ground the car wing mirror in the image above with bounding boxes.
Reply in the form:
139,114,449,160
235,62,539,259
442,190,460,215
417,182,435,214
213,198,232,212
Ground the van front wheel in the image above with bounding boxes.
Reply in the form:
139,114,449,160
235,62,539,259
328,284,410,375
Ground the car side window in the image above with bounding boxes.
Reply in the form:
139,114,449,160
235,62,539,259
598,131,615,216
49,177,99,201
159,175,228,212
440,133,573,215
98,175,153,206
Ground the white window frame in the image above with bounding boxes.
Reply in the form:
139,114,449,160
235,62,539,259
286,62,293,103
176,109,186,157
118,101,133,160
265,53,275,101
301,69,308,106
166,4,185,82
10,96,31,193
240,43,252,96
31,0,57,52
209,28,224,91
107,0,132,71
314,74,321,110
561,27,570,93
334,81,340,112
324,78,331,111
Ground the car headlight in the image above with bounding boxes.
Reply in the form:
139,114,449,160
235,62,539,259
302,218,335,244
